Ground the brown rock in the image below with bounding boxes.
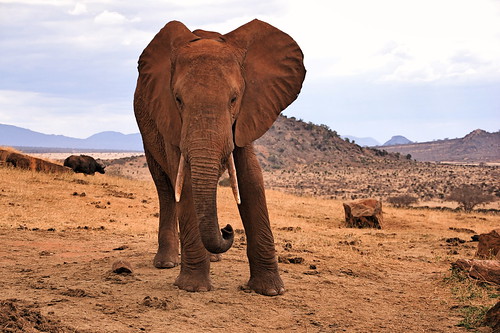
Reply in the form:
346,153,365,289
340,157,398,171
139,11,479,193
278,255,304,264
475,229,500,259
452,259,500,285
483,301,500,332
111,260,133,274
343,198,383,229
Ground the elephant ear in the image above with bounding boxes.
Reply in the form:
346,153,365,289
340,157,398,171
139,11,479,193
134,21,198,146
224,19,306,147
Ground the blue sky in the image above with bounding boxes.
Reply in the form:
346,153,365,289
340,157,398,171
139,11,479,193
0,0,499,143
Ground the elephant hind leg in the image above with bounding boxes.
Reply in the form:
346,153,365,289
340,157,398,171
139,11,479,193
145,150,180,269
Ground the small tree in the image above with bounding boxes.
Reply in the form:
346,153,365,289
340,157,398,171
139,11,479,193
446,184,495,212
387,194,418,207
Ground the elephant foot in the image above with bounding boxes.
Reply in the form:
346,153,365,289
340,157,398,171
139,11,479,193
209,253,222,262
153,250,179,269
247,271,285,296
174,269,212,292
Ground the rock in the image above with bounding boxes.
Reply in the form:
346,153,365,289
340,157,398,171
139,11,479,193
449,227,476,234
445,237,466,245
475,229,500,259
278,255,304,264
288,257,304,264
452,259,500,285
343,198,383,229
61,288,88,297
141,296,176,310
483,301,500,332
111,260,133,274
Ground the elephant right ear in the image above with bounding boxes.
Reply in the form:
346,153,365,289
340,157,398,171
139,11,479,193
224,20,306,147
134,21,198,146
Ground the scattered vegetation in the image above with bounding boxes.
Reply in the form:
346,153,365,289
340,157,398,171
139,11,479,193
444,267,499,330
457,305,491,330
387,194,419,207
446,184,496,212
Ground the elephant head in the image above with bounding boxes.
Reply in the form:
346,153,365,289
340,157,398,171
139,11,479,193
134,19,305,254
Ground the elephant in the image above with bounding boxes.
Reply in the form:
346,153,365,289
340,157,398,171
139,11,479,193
133,19,305,296
64,155,105,175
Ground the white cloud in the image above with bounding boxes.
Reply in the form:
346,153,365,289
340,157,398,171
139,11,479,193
68,3,87,16
0,0,72,4
278,0,500,83
94,10,127,25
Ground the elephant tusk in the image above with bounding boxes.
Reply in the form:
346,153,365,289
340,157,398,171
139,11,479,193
175,154,185,203
227,153,241,205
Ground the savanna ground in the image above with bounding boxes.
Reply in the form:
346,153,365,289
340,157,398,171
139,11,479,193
0,164,499,332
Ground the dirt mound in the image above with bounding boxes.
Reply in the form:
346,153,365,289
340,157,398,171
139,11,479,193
0,299,79,333
0,147,71,173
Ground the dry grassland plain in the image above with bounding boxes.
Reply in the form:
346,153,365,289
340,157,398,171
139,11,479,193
0,166,498,332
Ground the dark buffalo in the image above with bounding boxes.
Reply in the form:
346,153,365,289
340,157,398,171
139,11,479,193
64,155,105,175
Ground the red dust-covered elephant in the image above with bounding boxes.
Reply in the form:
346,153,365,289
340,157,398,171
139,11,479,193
134,19,305,296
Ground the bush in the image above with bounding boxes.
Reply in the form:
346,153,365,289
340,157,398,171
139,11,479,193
446,184,495,212
387,194,418,207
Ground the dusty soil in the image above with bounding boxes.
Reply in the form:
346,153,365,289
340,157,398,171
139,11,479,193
0,166,498,332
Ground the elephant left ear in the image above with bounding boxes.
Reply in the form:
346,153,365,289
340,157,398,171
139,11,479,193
224,19,306,147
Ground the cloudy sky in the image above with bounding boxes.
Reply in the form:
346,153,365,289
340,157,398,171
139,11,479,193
1,0,499,144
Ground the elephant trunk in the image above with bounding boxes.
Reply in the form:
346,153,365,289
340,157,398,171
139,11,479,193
189,155,234,254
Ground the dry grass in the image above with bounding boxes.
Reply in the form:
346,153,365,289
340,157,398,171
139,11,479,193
104,154,500,210
1,165,499,332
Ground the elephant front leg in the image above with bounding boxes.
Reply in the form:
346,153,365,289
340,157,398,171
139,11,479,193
145,151,180,268
154,194,180,268
174,172,212,292
234,145,284,296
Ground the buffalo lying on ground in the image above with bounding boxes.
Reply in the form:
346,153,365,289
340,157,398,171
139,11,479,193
64,155,105,175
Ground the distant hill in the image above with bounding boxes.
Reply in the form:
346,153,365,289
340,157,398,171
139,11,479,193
381,129,500,163
383,135,413,146
253,116,404,170
341,135,380,147
0,124,143,151
2,121,497,164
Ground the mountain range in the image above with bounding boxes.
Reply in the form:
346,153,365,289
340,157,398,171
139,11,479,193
0,124,143,151
0,122,410,150
1,120,498,163
381,129,499,163
340,135,380,147
383,135,413,146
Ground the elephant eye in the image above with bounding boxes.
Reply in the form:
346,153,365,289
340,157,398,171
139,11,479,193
230,96,237,105
175,95,183,108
